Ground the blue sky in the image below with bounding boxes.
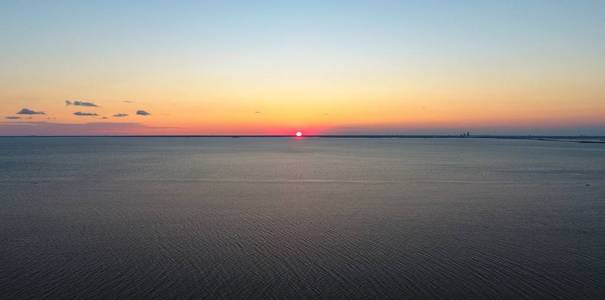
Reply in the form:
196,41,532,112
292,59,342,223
1,1,604,135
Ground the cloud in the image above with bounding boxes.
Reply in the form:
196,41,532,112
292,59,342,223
136,110,151,116
113,113,128,118
123,100,135,103
66,100,98,107
17,108,45,115
74,112,98,116
5,116,21,120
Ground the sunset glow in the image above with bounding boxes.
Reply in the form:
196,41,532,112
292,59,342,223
3,2,605,298
1,1,604,136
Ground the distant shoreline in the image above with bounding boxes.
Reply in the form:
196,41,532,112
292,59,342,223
1,135,604,143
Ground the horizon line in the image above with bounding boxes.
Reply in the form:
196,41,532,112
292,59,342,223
1,134,604,139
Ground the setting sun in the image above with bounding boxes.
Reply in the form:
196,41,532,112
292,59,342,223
2,1,604,299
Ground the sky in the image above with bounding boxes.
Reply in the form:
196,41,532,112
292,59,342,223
1,0,604,135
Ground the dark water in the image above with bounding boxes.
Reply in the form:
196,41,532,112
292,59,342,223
1,137,604,299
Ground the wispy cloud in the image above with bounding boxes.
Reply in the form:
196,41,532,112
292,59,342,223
113,113,128,117
136,110,151,116
66,100,98,107
74,112,98,116
123,100,135,103
5,116,21,120
17,108,45,115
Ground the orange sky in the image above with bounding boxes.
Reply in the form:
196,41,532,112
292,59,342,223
1,1,604,135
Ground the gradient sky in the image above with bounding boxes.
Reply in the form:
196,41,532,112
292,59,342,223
1,0,604,135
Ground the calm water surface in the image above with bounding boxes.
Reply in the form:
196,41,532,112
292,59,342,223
1,137,604,299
